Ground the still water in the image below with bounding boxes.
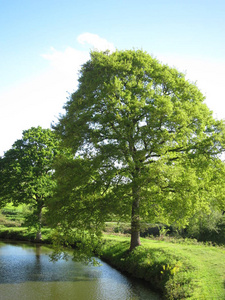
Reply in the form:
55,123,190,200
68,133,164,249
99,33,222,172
0,241,160,300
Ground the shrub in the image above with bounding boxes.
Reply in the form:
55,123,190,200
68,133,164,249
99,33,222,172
186,210,225,245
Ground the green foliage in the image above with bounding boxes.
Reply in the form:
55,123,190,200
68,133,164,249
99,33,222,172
186,209,225,244
164,271,196,300
0,126,59,204
46,151,111,253
161,262,182,277
53,49,225,250
159,225,170,238
0,127,61,238
49,227,102,265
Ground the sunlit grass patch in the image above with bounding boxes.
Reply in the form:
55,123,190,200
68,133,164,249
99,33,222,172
102,235,225,299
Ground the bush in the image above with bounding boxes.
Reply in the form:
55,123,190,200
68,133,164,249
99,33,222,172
186,210,225,245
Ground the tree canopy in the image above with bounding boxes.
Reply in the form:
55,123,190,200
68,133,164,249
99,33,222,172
53,50,225,250
0,126,60,241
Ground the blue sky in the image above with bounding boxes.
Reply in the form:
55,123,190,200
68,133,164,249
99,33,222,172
1,0,225,155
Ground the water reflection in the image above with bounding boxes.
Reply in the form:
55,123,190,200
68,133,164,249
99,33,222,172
0,241,160,300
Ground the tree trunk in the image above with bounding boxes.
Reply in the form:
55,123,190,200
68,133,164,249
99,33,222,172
35,204,43,242
36,230,42,243
129,184,141,251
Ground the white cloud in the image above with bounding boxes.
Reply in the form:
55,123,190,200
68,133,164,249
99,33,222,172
0,33,115,155
77,32,115,52
42,46,89,74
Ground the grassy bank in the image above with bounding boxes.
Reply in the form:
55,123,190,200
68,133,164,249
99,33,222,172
0,226,52,243
1,226,225,299
101,235,225,299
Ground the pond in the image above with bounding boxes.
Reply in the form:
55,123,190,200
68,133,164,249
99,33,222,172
0,241,160,300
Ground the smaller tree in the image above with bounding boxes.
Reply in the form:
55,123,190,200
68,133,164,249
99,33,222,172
0,126,60,241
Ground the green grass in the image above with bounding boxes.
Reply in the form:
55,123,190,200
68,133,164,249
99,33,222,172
141,239,225,299
101,235,225,299
0,226,52,242
0,203,28,226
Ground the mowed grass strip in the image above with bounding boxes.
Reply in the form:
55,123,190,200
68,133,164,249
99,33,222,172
102,235,225,299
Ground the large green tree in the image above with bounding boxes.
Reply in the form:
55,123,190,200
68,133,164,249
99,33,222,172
0,126,60,241
54,50,225,250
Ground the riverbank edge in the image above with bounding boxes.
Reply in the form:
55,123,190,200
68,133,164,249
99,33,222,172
100,236,200,299
0,227,201,299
